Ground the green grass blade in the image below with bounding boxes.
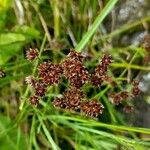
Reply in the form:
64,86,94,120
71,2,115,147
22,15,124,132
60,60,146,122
75,0,118,52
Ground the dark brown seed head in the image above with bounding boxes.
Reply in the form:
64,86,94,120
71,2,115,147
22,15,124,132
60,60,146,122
64,88,85,110
26,48,39,61
0,68,5,78
67,49,84,62
25,76,36,87
132,80,141,96
108,93,122,105
80,99,104,117
29,95,39,106
38,61,63,85
62,58,89,88
34,81,46,97
119,91,130,99
101,53,112,66
52,98,66,108
91,53,112,87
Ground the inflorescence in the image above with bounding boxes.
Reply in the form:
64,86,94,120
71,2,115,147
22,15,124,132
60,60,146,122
25,49,141,117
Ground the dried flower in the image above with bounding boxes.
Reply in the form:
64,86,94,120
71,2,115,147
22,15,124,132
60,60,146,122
64,88,85,110
38,61,63,85
91,53,112,87
123,105,135,113
29,95,39,106
132,80,141,96
34,81,46,97
0,68,5,78
52,98,66,108
119,91,130,99
108,93,122,105
80,99,104,117
62,58,89,88
26,48,39,61
25,76,36,87
67,49,84,62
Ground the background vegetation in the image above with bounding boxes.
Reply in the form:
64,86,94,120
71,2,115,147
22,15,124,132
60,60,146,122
0,0,150,149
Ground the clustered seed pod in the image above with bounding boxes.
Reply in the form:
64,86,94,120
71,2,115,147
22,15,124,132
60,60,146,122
80,99,104,117
108,91,130,105
38,61,63,85
52,98,66,108
25,49,140,116
64,88,85,110
0,68,5,78
26,48,39,61
91,54,112,87
34,81,46,97
62,56,89,88
132,80,140,96
52,88,103,117
29,95,39,106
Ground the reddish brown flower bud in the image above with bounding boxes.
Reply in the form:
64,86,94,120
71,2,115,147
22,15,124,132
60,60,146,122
26,48,39,61
132,80,141,96
34,81,46,97
52,98,66,108
29,95,39,106
123,105,135,113
119,91,130,99
38,61,63,85
0,68,5,78
108,93,122,105
67,49,84,62
101,53,112,66
64,88,85,110
91,53,112,87
62,58,89,88
80,99,104,117
25,76,36,87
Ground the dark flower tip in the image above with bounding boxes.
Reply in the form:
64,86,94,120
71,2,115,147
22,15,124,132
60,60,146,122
52,97,66,109
80,99,104,117
26,48,39,61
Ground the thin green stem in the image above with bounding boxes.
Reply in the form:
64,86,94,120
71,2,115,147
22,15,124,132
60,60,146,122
75,0,118,52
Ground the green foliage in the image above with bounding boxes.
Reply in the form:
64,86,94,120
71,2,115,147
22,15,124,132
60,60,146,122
0,0,150,149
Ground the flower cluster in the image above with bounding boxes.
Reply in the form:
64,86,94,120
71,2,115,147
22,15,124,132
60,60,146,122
25,49,141,117
38,61,63,85
109,91,130,105
26,48,39,61
91,54,112,87
108,80,140,113
62,53,89,88
53,88,104,117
